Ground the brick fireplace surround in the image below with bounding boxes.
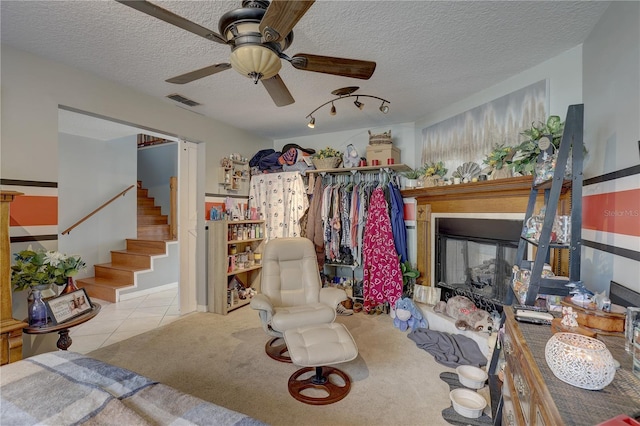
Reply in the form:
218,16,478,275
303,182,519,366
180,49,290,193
401,176,571,289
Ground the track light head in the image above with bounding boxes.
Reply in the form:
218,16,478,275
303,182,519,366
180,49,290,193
307,117,315,129
379,102,389,114
354,97,364,110
330,103,336,116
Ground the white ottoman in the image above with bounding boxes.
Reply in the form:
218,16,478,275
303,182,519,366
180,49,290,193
283,323,358,405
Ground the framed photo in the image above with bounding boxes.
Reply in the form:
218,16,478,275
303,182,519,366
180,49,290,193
45,288,93,324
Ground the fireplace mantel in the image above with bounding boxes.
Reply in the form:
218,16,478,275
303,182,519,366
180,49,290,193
401,176,570,287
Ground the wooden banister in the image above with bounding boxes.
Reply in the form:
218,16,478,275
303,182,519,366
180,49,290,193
61,184,136,235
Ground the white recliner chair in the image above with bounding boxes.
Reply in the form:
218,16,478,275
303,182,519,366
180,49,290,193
250,237,348,362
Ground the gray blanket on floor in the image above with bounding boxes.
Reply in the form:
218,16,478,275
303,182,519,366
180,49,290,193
408,328,487,368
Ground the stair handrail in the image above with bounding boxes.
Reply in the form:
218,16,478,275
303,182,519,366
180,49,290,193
61,184,136,235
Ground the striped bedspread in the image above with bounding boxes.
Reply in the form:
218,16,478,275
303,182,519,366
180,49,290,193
1,351,265,425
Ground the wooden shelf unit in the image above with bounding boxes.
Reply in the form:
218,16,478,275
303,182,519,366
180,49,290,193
219,160,248,191
207,220,265,315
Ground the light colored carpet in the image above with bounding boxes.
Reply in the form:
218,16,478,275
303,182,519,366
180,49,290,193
88,306,457,426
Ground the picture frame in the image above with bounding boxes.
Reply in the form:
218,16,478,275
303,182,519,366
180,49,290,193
45,288,93,324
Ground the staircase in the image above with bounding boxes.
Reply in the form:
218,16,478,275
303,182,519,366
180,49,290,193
78,182,174,302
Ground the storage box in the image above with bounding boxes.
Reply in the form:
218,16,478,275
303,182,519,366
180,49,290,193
366,144,400,165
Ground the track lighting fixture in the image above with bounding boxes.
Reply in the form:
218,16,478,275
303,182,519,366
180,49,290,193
305,86,390,129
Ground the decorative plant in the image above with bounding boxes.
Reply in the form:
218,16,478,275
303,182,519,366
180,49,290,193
400,259,420,298
11,246,86,291
402,168,422,180
483,143,515,171
511,115,564,175
421,161,447,177
313,147,341,159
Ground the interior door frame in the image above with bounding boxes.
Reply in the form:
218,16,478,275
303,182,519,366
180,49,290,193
178,140,204,313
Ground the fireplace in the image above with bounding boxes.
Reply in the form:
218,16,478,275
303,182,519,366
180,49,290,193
435,217,522,311
401,176,570,312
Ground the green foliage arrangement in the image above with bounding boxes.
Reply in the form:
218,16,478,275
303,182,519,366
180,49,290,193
421,161,447,177
313,147,341,159
483,144,515,170
511,115,564,175
402,168,422,179
400,259,420,297
11,247,86,291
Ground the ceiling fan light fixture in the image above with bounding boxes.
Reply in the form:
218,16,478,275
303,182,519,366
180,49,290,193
330,103,336,116
229,44,282,82
354,97,364,110
308,117,316,128
379,102,390,114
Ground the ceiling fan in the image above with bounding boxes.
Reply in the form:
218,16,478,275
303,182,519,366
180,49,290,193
116,0,377,107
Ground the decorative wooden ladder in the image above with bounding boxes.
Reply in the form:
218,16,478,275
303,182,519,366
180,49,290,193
77,181,173,302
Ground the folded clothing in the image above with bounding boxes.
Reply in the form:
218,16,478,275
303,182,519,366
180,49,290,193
407,328,487,368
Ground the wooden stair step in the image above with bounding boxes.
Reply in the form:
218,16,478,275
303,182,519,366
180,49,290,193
137,198,156,207
77,277,133,303
138,214,168,225
94,263,147,284
138,225,171,240
138,206,162,215
126,239,167,254
110,250,152,269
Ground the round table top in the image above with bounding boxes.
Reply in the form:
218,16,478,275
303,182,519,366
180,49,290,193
23,303,101,334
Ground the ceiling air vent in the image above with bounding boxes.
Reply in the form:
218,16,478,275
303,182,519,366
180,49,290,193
166,93,201,107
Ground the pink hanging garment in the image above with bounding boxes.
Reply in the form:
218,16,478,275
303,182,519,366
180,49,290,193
362,187,403,312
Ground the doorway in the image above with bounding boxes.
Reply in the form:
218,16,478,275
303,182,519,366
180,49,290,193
58,108,201,313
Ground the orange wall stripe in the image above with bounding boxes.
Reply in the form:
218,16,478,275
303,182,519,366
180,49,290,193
583,188,640,237
10,195,58,226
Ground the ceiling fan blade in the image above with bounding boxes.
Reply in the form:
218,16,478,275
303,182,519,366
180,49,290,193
116,0,227,45
165,64,232,84
259,0,315,43
290,54,376,80
261,75,295,107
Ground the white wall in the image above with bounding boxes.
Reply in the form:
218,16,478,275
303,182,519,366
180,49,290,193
583,1,640,178
58,133,137,271
581,1,640,295
138,143,179,215
0,45,272,190
415,45,584,163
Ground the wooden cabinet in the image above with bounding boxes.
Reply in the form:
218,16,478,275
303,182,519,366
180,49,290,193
1,191,28,365
207,220,264,315
500,308,640,425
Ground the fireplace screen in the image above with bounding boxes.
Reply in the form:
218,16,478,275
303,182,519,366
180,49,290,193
435,218,522,308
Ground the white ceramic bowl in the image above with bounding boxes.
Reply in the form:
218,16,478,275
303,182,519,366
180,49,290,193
456,365,488,389
449,388,487,419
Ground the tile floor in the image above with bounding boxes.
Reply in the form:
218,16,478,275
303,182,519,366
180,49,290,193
69,287,180,354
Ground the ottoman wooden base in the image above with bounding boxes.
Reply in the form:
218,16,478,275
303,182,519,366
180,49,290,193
283,323,358,405
288,366,351,405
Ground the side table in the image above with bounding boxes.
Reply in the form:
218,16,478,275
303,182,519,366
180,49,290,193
23,303,101,350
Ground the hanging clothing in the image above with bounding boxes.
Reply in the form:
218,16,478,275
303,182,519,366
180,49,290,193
305,175,325,248
362,187,403,312
249,171,308,241
389,183,408,263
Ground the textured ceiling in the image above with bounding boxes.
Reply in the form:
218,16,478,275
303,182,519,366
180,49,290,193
1,1,610,140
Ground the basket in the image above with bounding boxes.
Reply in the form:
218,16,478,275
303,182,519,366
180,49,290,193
312,157,341,170
368,130,392,145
